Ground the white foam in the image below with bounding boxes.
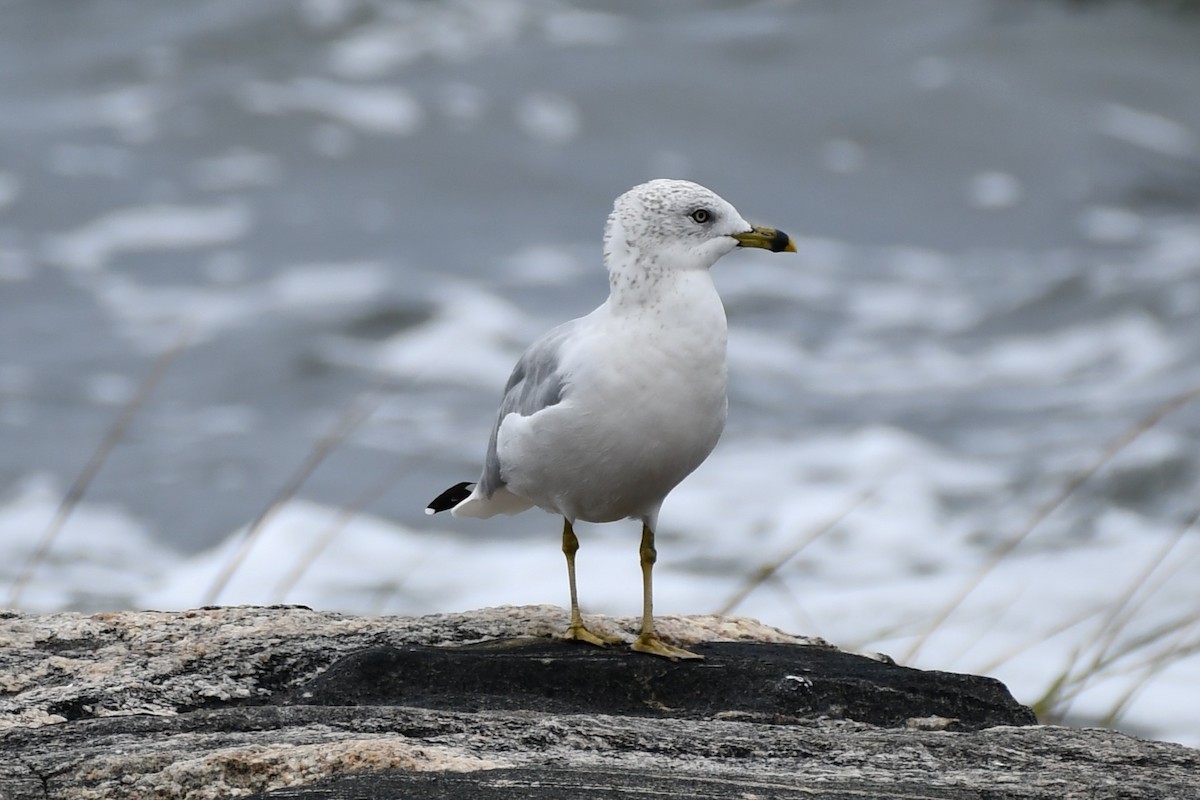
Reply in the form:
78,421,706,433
316,283,532,389
911,55,954,90
240,79,424,136
47,86,160,143
726,327,809,378
0,473,171,612
323,3,529,79
0,172,20,209
1079,206,1144,244
502,244,587,285
42,203,253,273
83,372,137,407
191,148,284,192
774,308,1178,397
1099,103,1198,160
85,261,390,350
665,428,1003,577
137,498,574,616
267,262,391,312
1146,218,1200,279
327,27,424,79
319,4,622,80
845,277,981,334
967,171,1022,210
514,92,581,145
821,138,866,174
978,312,1175,385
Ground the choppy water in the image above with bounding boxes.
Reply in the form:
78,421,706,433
3,0,1200,744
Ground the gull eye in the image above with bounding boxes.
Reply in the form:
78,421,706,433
689,209,710,224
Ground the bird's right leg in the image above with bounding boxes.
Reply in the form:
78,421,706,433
631,522,704,660
561,517,620,647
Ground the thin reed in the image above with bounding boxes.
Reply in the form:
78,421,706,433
200,389,386,606
6,332,189,608
717,384,1200,734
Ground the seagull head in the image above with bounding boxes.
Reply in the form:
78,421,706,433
603,179,796,277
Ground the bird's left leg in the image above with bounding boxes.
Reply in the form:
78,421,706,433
561,517,620,647
631,522,704,660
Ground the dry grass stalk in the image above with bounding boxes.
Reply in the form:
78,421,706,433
270,462,413,603
715,484,879,618
200,389,385,606
1034,522,1200,720
5,332,188,608
902,385,1200,664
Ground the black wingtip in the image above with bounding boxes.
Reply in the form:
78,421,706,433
425,481,475,515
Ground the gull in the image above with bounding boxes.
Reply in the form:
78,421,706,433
427,179,796,659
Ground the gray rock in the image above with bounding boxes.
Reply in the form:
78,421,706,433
1,605,1196,799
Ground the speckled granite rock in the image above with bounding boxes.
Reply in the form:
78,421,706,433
0,605,1196,799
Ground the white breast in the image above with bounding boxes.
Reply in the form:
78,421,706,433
496,270,728,523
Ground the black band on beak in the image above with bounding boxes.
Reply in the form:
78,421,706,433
768,228,792,253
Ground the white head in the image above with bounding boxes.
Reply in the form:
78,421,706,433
604,179,748,275
602,180,795,298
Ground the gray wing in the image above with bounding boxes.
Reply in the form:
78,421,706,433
478,320,576,498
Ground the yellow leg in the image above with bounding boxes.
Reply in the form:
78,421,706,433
631,522,704,660
561,518,620,647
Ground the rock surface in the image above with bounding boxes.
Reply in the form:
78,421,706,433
1,605,1196,799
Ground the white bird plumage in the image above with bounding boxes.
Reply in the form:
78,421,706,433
427,179,796,659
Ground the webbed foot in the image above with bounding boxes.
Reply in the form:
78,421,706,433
632,633,704,661
563,623,623,648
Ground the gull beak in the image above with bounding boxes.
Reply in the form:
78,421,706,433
732,226,797,253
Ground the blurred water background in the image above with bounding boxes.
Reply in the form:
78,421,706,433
2,0,1200,744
